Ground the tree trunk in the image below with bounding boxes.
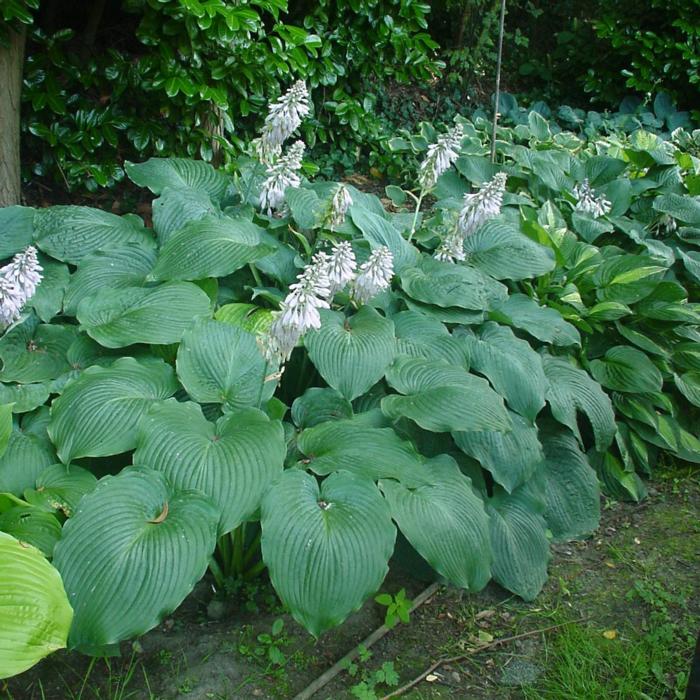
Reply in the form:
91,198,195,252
0,26,26,207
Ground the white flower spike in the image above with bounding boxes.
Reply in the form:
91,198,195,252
260,80,310,154
259,140,305,215
435,172,507,263
352,246,394,305
573,179,611,218
324,241,357,295
328,184,353,228
0,246,43,327
418,124,464,191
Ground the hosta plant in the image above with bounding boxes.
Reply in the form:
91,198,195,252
0,83,696,670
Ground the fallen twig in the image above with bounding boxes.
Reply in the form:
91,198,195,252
293,582,441,700
380,616,591,699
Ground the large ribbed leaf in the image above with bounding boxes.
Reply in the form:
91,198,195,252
0,205,34,258
291,387,353,429
540,425,600,541
382,357,511,433
349,207,419,272
23,464,97,517
261,469,395,637
176,319,272,411
487,486,550,600
152,186,221,246
652,192,700,225
297,417,427,483
148,216,274,282
0,404,11,457
454,412,544,493
0,532,72,679
134,401,285,534
593,255,666,305
674,371,700,407
0,382,47,413
464,220,556,280
33,206,153,264
399,255,507,310
48,357,178,463
28,259,70,322
393,310,470,366
77,283,211,348
306,307,395,401
125,158,229,200
491,294,580,347
215,303,274,335
64,244,157,315
590,345,663,393
460,323,546,422
0,427,56,496
53,467,219,653
542,354,616,452
0,506,62,557
379,454,491,590
0,316,77,383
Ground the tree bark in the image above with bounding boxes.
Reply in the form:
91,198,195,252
0,26,26,207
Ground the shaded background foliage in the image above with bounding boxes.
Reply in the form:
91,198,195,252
2,0,700,191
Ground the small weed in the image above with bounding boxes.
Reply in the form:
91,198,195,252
375,588,412,629
343,646,400,700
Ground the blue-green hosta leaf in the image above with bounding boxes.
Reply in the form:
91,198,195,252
402,296,485,325
679,249,700,285
261,469,396,637
542,354,616,452
134,401,285,534
0,506,62,557
297,417,427,483
286,187,324,229
0,206,35,259
349,207,419,273
48,357,178,463
540,425,600,541
53,467,219,653
291,387,353,429
464,220,556,281
215,303,274,335
652,192,700,226
0,427,56,496
28,259,69,322
77,283,211,348
487,486,549,601
382,357,511,433
392,310,470,367
0,404,11,457
674,371,700,407
0,532,72,679
590,346,663,394
0,316,77,383
23,464,97,517
125,158,229,200
399,255,507,310
64,244,157,315
459,323,546,422
571,212,613,243
33,206,153,264
593,255,667,305
632,416,700,464
454,412,544,493
148,217,274,282
306,307,395,401
176,319,273,411
379,454,491,591
152,186,221,246
490,294,580,347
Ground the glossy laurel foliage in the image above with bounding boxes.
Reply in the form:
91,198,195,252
4,0,440,190
0,105,698,671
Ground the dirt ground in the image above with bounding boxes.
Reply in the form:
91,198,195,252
3,471,699,700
